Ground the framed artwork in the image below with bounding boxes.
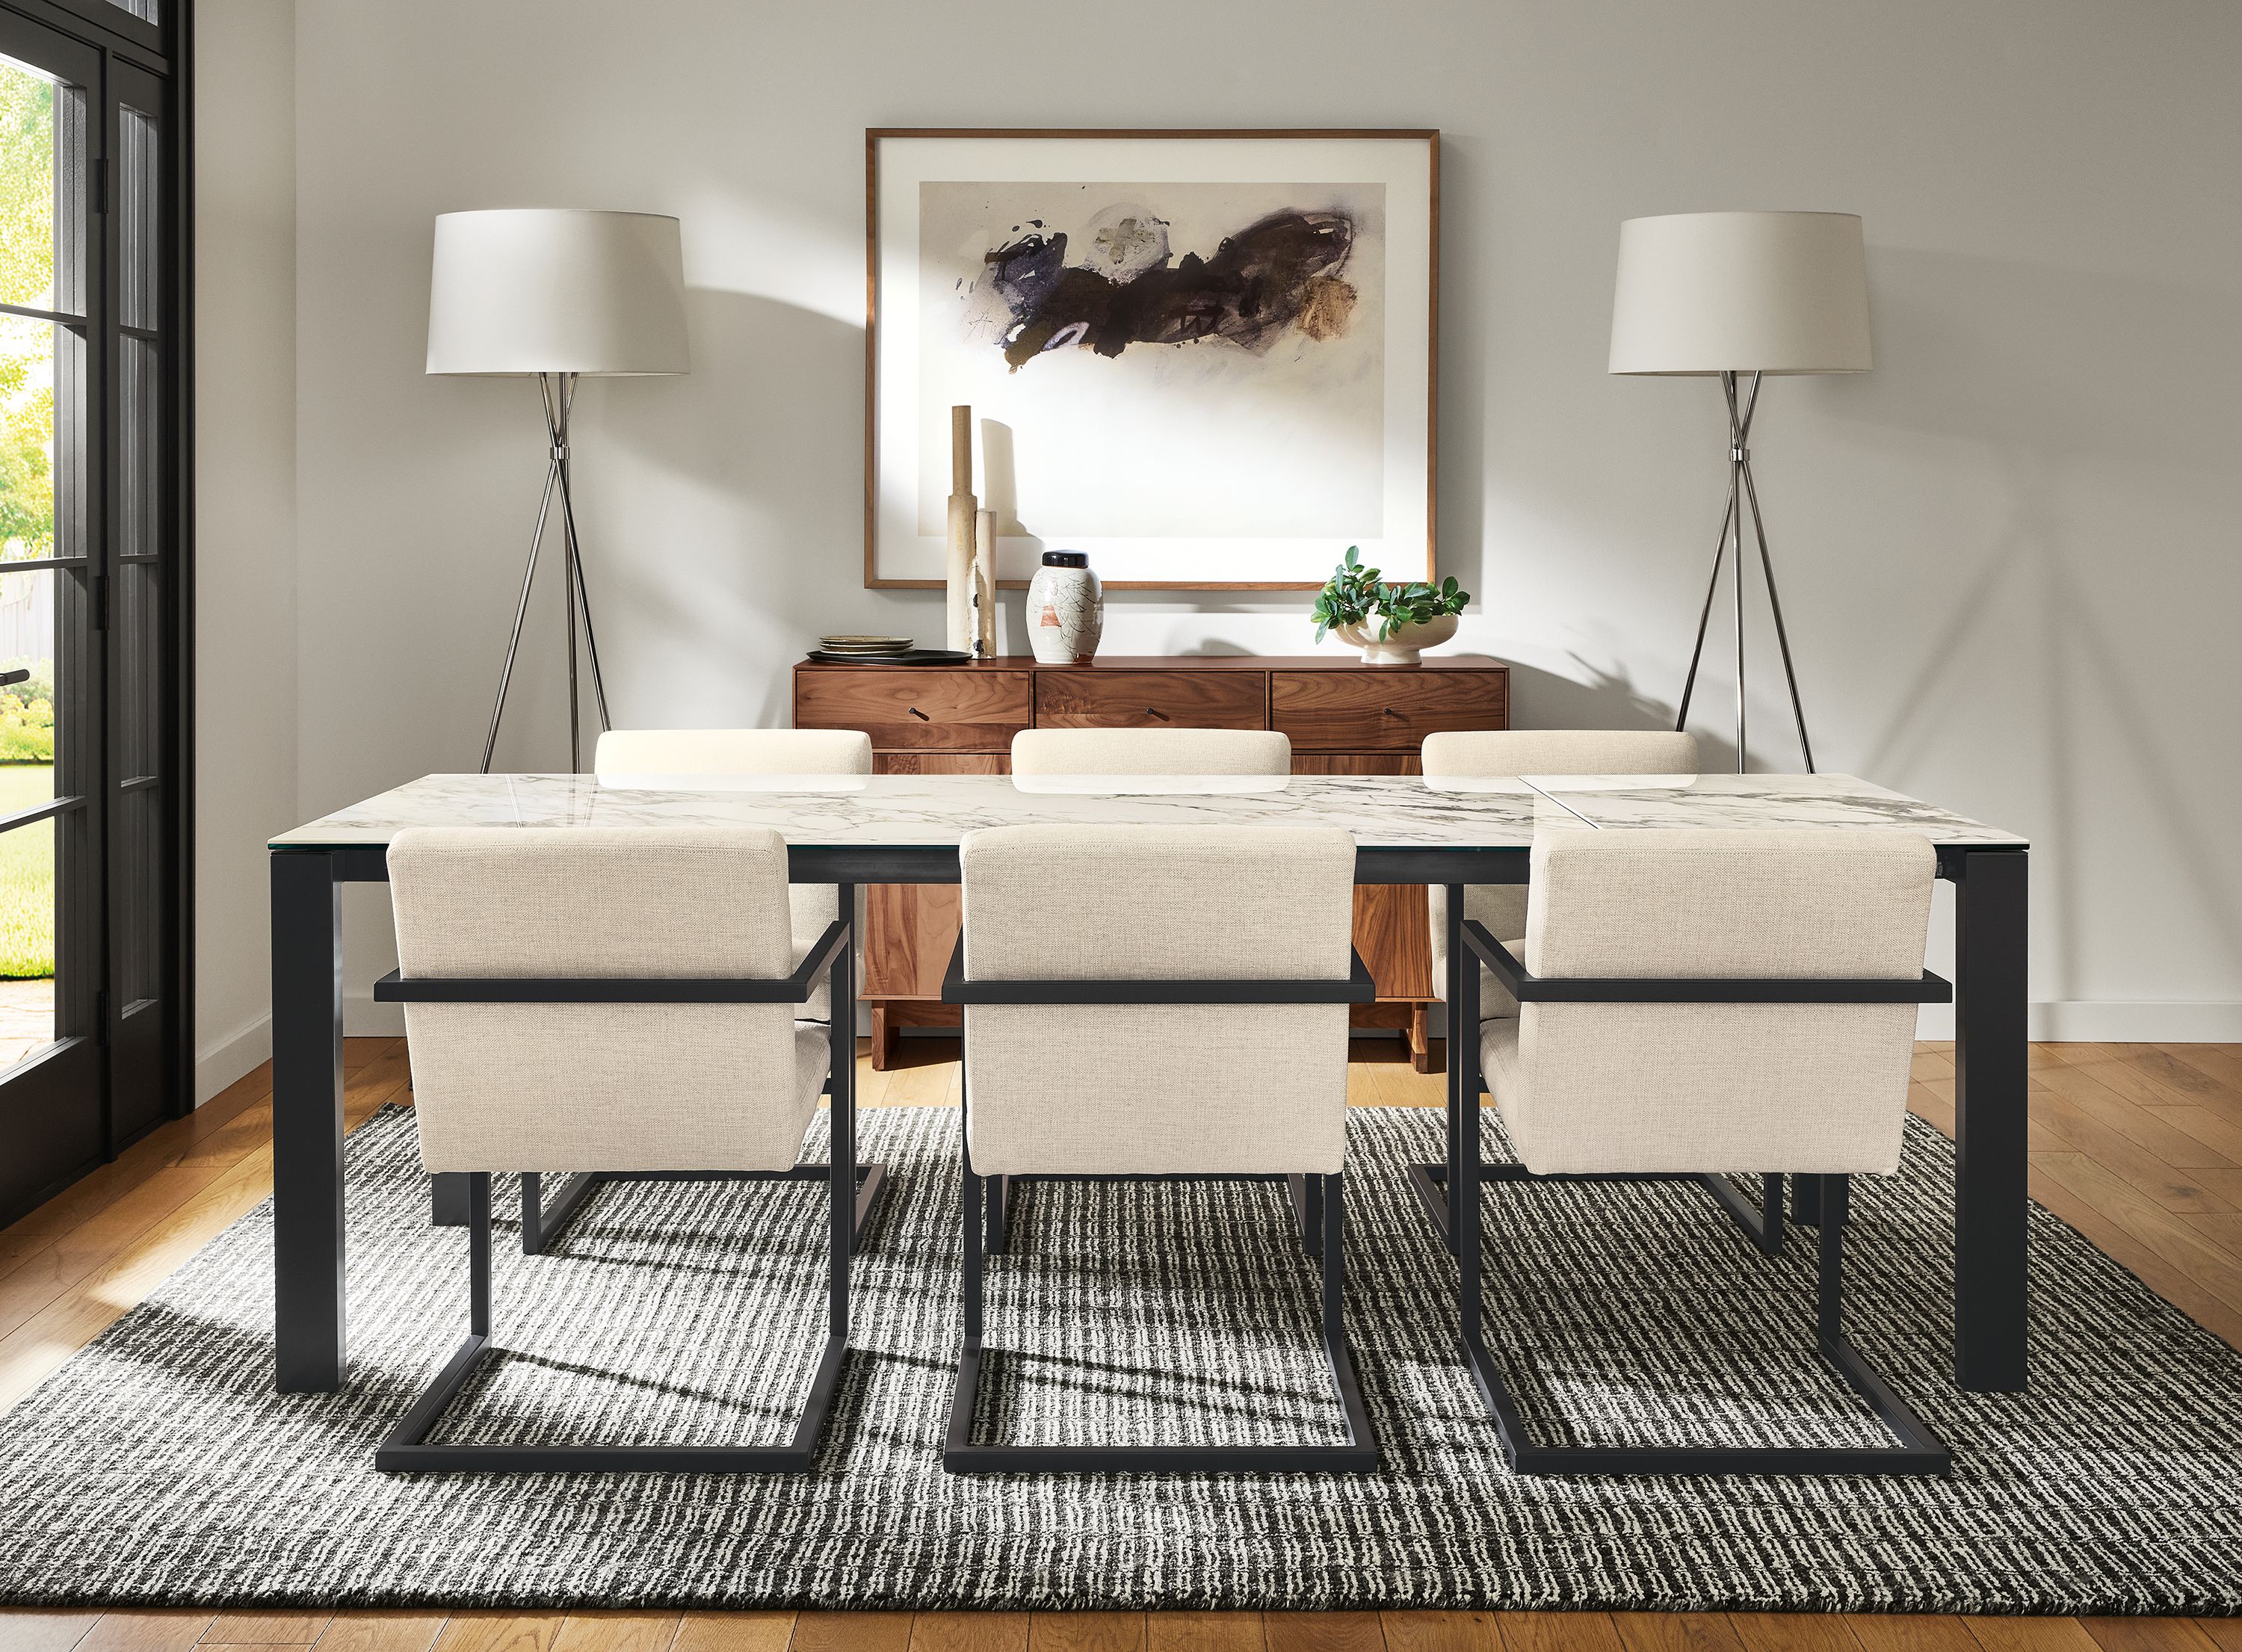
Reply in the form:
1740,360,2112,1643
865,129,1439,590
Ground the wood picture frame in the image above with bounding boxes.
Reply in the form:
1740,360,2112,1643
865,128,1439,591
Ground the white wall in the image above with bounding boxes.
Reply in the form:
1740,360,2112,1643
192,0,296,1098
199,0,2242,1068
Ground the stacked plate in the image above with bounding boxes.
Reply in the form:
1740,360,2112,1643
816,635,915,658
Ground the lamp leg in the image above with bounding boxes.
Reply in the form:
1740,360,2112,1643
1675,461,1737,734
1739,457,1815,773
548,373,613,755
1724,371,1750,773
479,443,562,775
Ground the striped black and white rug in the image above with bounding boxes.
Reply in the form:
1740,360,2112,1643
1,1102,2240,1612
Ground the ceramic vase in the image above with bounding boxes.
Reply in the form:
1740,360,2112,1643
1333,612,1457,666
1026,551,1103,665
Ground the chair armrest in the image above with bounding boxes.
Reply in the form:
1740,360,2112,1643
377,919,852,1006
940,931,1376,1006
1460,919,1951,1005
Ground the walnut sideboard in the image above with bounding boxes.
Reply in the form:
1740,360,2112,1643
792,653,1510,1070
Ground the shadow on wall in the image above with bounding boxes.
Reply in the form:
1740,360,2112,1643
1830,245,2242,991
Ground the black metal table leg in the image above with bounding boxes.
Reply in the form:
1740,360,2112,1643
1953,846,2030,1392
1444,882,1466,1255
431,1172,471,1227
272,849,347,1393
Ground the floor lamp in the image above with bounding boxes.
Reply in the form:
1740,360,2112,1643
1608,211,1872,772
427,208,690,772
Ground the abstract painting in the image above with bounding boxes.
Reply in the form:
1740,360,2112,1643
868,132,1437,589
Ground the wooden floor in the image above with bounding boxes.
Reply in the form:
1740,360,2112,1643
4,1037,2241,1652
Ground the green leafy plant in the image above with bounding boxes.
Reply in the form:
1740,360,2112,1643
1311,546,1468,643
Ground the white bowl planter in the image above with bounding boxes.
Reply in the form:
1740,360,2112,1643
1332,612,1458,666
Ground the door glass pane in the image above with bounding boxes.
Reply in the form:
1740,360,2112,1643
96,0,158,25
0,563,56,1065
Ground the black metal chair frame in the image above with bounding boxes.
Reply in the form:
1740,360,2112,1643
1447,915,1953,1476
939,934,1380,1473
371,918,865,1473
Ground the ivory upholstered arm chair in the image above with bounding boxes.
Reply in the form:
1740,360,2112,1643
376,826,864,1473
1010,726,1291,776
940,823,1379,1473
1451,828,1952,1476
446,727,884,1257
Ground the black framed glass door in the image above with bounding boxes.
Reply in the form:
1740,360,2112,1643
0,0,182,1225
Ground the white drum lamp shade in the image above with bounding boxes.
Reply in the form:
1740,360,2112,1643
1608,211,1871,376
427,208,689,377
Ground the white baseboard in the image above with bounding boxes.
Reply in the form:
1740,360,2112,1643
195,1012,273,1106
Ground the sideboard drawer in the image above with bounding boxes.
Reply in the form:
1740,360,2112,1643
1036,670,1267,731
795,668,1031,749
1270,669,1510,751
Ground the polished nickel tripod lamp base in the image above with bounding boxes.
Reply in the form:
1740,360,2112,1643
481,372,610,775
1675,371,1816,774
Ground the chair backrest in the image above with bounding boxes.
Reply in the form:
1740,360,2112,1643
1504,828,1935,1175
594,727,873,778
1010,727,1291,776
959,824,1354,1177
1423,728,1702,1003
388,826,827,1175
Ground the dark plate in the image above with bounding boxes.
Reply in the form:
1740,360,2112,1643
806,649,974,666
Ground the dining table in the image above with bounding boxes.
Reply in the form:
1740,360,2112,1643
266,768,2031,1397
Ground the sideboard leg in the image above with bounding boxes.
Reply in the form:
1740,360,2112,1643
1410,1004,1436,1072
869,1005,897,1071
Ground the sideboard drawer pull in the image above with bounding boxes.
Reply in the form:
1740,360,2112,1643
909,706,930,721
1148,706,1170,721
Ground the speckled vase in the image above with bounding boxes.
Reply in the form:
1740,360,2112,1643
1026,551,1103,666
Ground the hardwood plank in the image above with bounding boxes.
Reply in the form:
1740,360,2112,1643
1497,1616,1624,1652
1611,1618,1745,1652
1726,1617,1856,1652
1381,1616,1501,1652
548,1618,679,1652
2028,1163,2242,1348
2036,1062,2238,1172
202,1618,333,1647
0,1613,99,1652
669,1623,794,1652
1262,1614,1386,1652
2074,1047,2238,1107
1843,1619,1978,1652
1147,1618,1262,1652
791,1618,914,1652
71,1615,214,1652
2031,1154,2242,1303
2146,1106,2242,1168
910,1617,1030,1652
2080,1624,2221,1652
1029,1618,1144,1652
311,1618,448,1652
1962,1621,2102,1652
2168,1045,2242,1095
2027,1078,2232,1211
427,1615,566,1652
2189,1624,2242,1652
